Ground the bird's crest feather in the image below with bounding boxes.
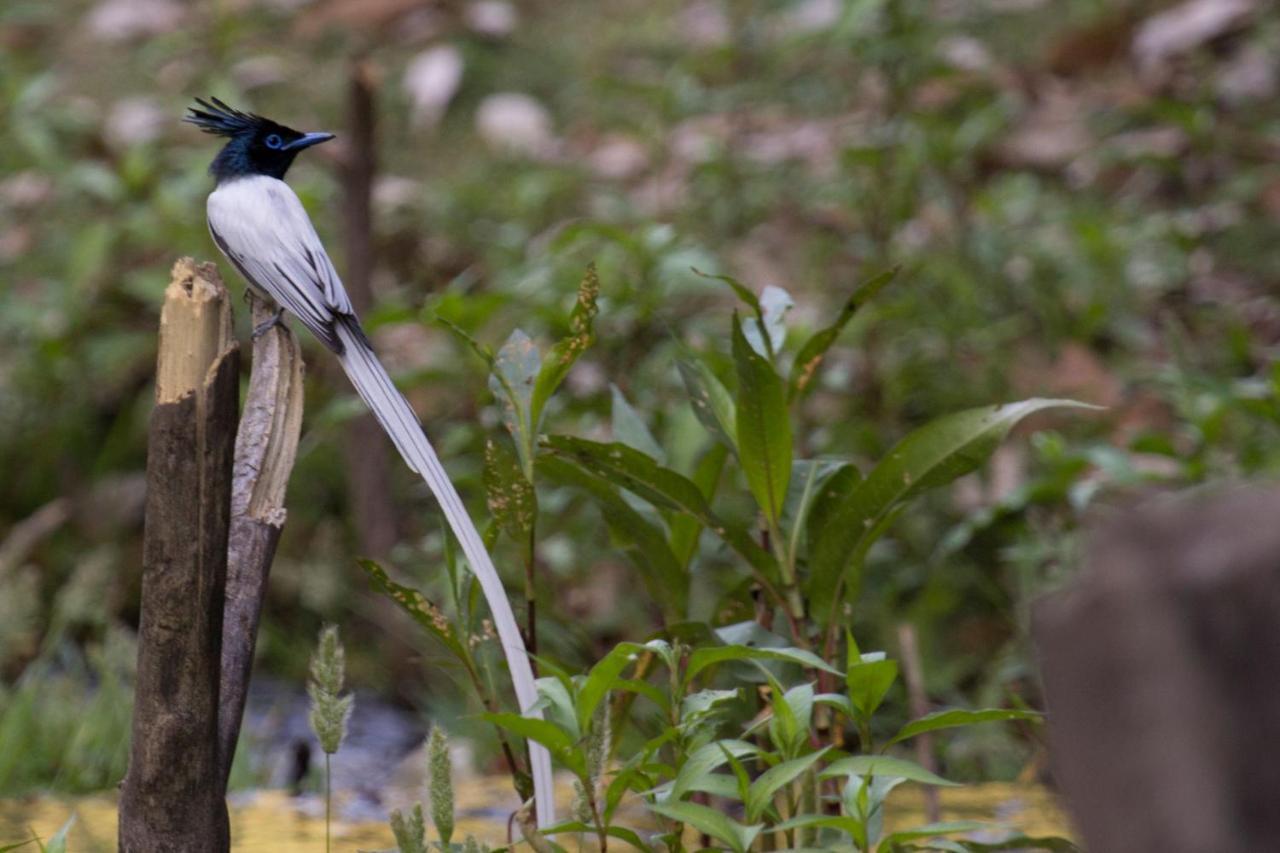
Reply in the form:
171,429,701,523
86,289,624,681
184,97,265,137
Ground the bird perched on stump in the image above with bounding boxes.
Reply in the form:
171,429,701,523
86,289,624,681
184,97,554,828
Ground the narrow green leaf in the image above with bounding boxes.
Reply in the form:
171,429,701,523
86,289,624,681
877,820,988,848
676,355,738,453
481,712,586,777
846,656,898,721
686,644,841,682
611,384,666,462
693,267,761,313
483,438,538,540
537,456,688,617
648,800,762,853
732,316,792,525
543,435,778,580
805,463,861,552
808,399,1099,620
577,642,647,733
745,748,830,821
789,267,897,401
886,708,1042,747
430,314,495,367
665,740,760,802
41,817,73,853
822,756,959,787
942,835,1080,852
669,443,728,568
360,560,468,661
543,821,655,852
531,263,600,431
489,329,543,471
770,812,867,836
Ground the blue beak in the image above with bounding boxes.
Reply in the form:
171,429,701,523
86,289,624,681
286,132,335,151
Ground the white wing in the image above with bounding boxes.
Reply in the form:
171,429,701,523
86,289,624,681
207,174,353,351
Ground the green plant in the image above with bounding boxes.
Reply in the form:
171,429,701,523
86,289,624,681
367,266,1088,849
308,624,353,853
388,725,491,853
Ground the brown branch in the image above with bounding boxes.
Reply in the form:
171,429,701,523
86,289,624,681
217,292,305,789
341,55,399,557
896,623,939,823
120,258,237,853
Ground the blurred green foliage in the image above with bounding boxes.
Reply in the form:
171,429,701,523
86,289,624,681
2,0,1279,794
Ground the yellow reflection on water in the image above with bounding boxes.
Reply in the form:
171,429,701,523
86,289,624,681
1,779,1073,851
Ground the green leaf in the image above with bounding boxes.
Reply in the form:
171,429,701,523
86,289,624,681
681,688,741,723
822,756,958,787
484,438,538,540
489,329,543,472
360,560,468,661
577,642,648,733
808,399,1098,619
648,800,762,853
846,651,898,721
665,740,760,803
531,263,600,431
543,435,778,580
611,384,666,462
431,313,495,367
877,820,988,849
676,355,738,453
481,712,586,777
933,835,1080,852
732,316,792,525
686,644,841,683
745,748,830,821
806,461,861,539
41,817,73,853
788,268,897,401
770,813,864,837
766,681,815,756
886,708,1043,747
0,838,36,853
669,443,728,568
543,822,655,852
693,267,761,313
537,456,688,618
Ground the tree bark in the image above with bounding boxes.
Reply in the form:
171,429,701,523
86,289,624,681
120,258,237,853
341,56,400,556
217,293,305,788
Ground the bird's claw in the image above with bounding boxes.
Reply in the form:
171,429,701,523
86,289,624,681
252,308,286,340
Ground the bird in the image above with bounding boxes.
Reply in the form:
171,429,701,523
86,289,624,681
184,97,554,827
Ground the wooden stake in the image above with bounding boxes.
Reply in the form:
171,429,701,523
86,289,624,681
217,292,304,787
120,258,238,852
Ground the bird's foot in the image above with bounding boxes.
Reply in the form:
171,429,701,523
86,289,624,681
252,307,286,340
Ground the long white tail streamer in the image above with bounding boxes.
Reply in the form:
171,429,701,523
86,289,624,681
334,317,554,828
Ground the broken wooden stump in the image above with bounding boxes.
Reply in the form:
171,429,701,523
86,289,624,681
120,259,237,853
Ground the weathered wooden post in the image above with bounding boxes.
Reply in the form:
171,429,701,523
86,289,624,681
217,293,304,787
120,259,238,852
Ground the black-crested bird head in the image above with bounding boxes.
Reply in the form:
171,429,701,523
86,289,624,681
185,97,334,183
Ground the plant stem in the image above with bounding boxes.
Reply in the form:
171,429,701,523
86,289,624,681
325,753,331,853
523,522,539,661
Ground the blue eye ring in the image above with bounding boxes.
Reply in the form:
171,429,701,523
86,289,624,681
264,133,284,150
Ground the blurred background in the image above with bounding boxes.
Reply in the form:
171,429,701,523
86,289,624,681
1,0,1278,803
